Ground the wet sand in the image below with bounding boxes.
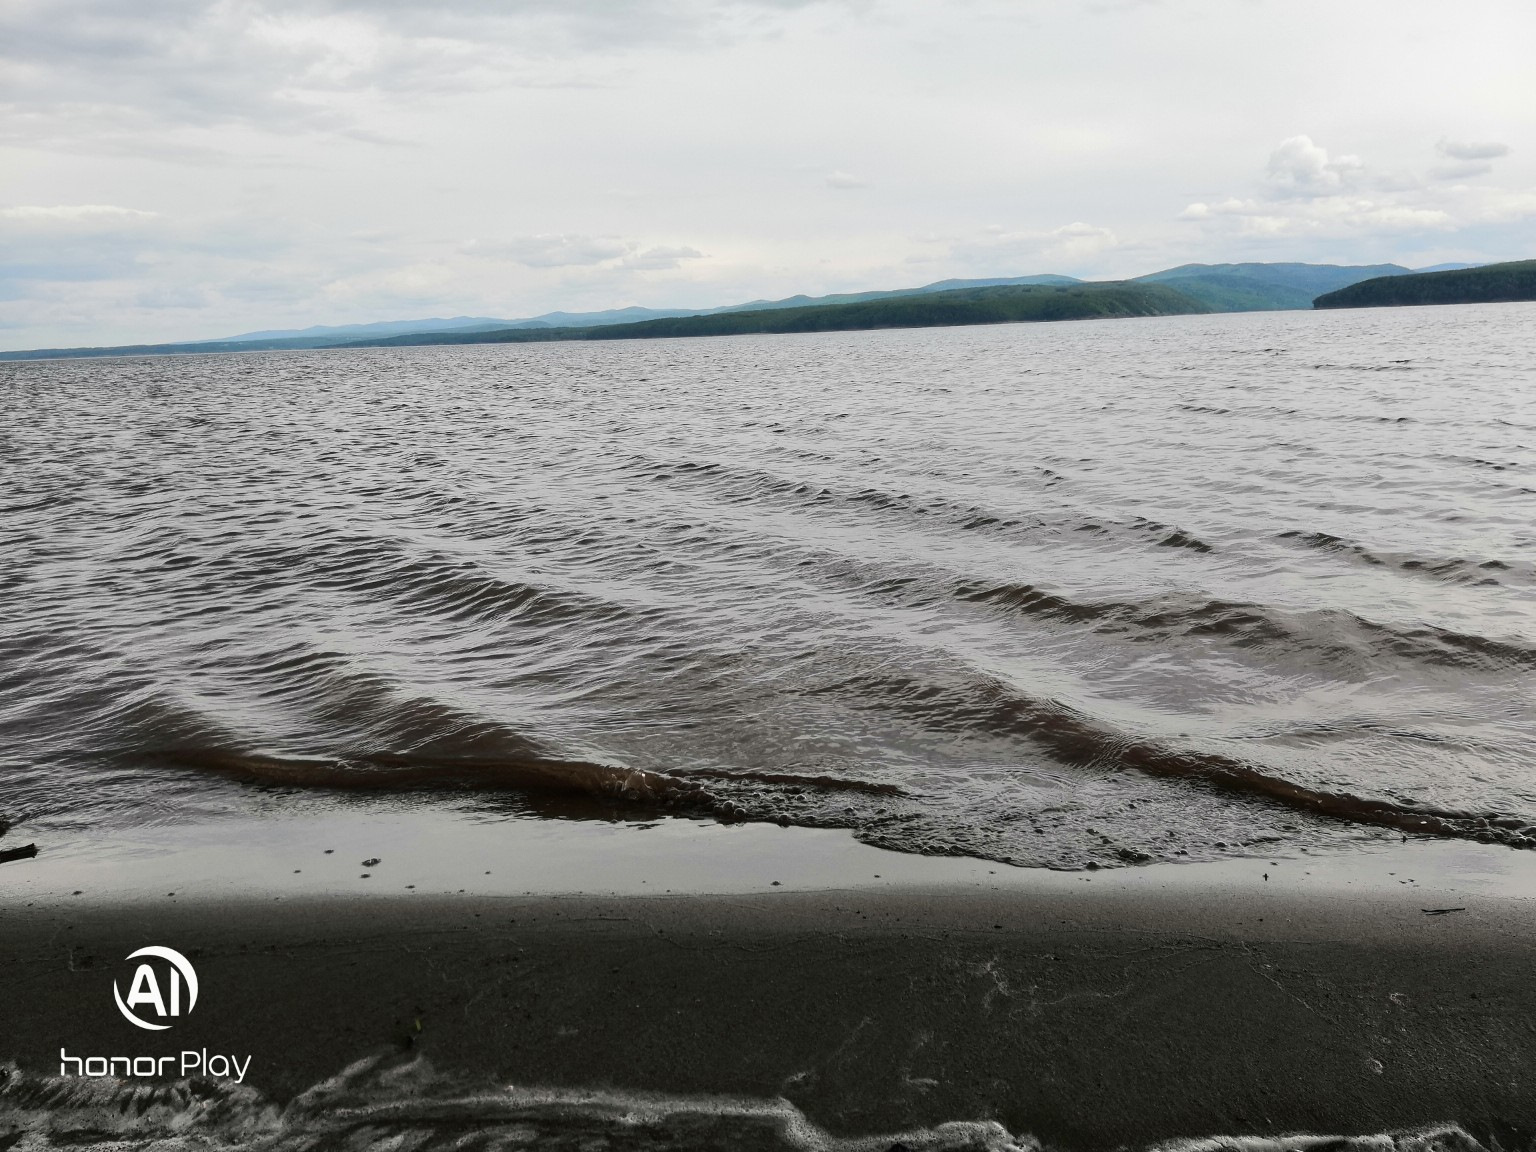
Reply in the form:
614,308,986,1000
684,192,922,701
6,820,1536,1148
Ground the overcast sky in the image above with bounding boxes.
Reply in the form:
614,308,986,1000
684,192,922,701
3,0,1533,347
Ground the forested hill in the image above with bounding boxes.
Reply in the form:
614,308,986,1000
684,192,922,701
353,281,1209,348
1313,260,1536,309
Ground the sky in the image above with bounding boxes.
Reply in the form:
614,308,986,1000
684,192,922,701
3,0,1534,348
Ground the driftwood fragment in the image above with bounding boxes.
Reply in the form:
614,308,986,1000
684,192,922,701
0,843,38,865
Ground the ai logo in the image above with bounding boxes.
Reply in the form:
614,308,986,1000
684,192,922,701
113,946,199,1031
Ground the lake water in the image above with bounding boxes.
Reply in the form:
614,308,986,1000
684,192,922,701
3,304,1534,870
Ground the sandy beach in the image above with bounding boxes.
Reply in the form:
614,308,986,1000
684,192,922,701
5,817,1536,1149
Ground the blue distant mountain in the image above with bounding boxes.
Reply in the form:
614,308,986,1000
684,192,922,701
1132,262,1416,312
521,306,700,328
211,316,520,342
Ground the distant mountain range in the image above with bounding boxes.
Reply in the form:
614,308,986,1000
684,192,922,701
353,281,1210,348
0,262,1492,361
1132,262,1418,312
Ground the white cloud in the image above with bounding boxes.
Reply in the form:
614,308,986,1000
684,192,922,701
1181,135,1536,248
1265,135,1363,198
1045,221,1119,260
948,221,1120,273
0,0,835,156
1,202,174,284
619,245,705,270
462,234,634,267
461,235,704,270
825,170,867,189
0,203,158,222
1429,160,1493,182
1438,138,1510,161
1182,196,1454,237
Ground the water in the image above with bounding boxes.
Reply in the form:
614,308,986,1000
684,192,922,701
3,305,1534,870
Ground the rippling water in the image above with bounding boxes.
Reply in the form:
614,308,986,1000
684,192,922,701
3,305,1534,869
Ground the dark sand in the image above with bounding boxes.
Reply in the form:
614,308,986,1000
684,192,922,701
6,869,1536,1148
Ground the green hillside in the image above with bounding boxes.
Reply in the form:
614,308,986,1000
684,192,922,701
1313,260,1536,309
355,281,1209,349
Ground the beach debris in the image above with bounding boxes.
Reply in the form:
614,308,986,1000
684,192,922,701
0,843,38,865
362,857,381,867
1421,907,1466,916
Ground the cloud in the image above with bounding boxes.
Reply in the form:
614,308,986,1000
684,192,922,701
825,170,867,189
1181,135,1536,246
1180,196,1453,237
948,220,1120,273
1,202,172,283
462,234,634,267
1264,135,1363,198
0,200,327,341
0,0,835,156
619,245,705,270
1437,138,1510,161
462,235,704,271
1429,160,1493,182
0,203,159,222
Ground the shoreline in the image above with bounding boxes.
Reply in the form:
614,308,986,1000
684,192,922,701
13,803,1536,904
7,814,1536,1148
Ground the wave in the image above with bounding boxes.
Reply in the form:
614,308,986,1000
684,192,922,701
156,746,702,802
953,581,1536,674
613,452,1219,557
151,746,903,812
803,670,1536,851
1274,529,1529,587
